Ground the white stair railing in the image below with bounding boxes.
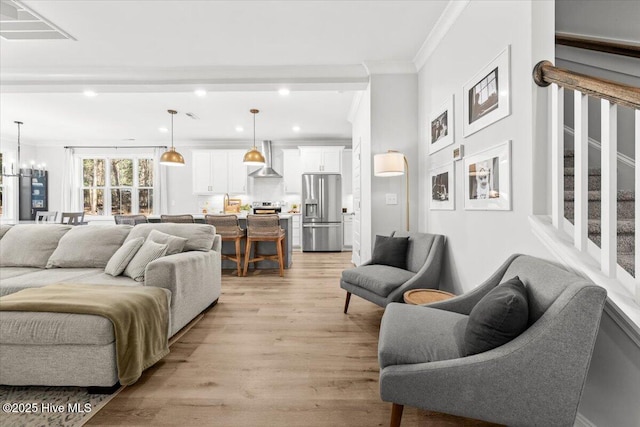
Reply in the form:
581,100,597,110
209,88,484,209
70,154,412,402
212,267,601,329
533,61,640,296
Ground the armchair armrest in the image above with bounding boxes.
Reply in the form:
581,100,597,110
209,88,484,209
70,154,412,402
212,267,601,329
386,235,446,302
424,254,522,315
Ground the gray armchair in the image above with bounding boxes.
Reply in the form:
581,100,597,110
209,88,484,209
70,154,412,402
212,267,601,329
341,232,445,313
378,254,607,427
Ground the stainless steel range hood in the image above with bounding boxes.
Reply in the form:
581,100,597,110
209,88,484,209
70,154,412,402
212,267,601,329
248,140,282,178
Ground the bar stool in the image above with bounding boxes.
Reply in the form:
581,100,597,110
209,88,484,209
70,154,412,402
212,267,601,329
161,214,195,223
205,214,245,277
243,214,285,277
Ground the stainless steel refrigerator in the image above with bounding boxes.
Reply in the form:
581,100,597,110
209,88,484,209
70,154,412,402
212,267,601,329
302,173,343,252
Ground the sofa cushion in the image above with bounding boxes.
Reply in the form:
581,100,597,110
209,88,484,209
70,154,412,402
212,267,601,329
464,276,529,356
0,311,115,346
0,268,104,297
147,229,187,255
342,265,415,297
0,225,72,268
371,235,409,270
46,225,132,269
0,267,41,281
0,224,13,239
105,237,144,276
125,223,215,252
123,240,168,282
379,303,467,368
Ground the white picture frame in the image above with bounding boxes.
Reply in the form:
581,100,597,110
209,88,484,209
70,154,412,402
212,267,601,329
429,95,455,154
464,141,511,211
463,46,511,137
429,163,455,210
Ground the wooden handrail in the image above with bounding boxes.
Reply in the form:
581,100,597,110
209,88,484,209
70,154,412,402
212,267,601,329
556,33,640,59
533,61,640,109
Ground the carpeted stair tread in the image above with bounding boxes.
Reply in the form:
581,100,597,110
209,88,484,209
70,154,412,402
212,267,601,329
587,219,635,235
564,190,635,202
564,167,601,176
617,254,635,277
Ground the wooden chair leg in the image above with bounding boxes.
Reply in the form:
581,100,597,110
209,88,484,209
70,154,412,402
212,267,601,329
235,237,242,277
390,403,404,427
343,292,351,314
243,239,252,276
276,237,284,277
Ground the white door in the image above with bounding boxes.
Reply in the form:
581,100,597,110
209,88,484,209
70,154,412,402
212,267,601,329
352,140,361,265
283,149,302,194
299,147,323,173
321,148,342,173
210,151,229,194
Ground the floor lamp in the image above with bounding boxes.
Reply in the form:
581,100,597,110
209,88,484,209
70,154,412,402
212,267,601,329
374,150,409,231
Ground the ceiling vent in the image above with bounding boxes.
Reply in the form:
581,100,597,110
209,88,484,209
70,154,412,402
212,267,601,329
0,0,75,40
185,112,200,120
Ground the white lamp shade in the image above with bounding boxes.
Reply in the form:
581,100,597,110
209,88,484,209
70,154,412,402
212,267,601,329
374,151,405,176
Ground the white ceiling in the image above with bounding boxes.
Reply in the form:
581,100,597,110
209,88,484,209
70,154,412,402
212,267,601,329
0,0,449,146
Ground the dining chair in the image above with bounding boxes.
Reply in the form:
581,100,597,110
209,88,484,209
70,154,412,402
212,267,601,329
35,211,58,223
114,214,148,225
160,214,195,223
60,212,86,225
205,214,246,276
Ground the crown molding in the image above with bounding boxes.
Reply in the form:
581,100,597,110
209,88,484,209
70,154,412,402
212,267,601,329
362,61,416,75
413,0,470,71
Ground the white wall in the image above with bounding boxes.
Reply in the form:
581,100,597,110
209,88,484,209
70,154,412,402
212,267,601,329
370,74,419,236
418,0,552,294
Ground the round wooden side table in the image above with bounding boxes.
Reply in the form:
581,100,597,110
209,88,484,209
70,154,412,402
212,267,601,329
403,289,455,305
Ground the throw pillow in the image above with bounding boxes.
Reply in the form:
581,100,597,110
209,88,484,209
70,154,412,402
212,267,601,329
123,239,168,282
104,237,144,276
464,276,529,356
147,229,187,255
370,235,409,270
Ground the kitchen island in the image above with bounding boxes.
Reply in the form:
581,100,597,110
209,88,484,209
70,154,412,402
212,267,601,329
147,214,293,270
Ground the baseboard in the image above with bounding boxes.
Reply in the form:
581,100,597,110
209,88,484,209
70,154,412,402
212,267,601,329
575,412,597,427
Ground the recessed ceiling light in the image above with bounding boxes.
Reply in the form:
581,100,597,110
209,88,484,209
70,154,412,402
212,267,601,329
292,125,301,132
235,126,244,132
83,90,97,97
278,88,290,96
158,127,169,133
194,89,207,97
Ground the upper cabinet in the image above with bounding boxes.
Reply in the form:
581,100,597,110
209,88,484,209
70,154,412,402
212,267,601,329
299,146,344,173
282,148,302,194
192,149,247,195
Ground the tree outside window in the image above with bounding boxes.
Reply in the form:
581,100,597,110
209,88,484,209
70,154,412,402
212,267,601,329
82,156,153,215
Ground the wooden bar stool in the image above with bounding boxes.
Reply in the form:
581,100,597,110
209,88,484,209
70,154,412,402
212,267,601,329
161,214,195,223
205,214,245,277
243,214,285,277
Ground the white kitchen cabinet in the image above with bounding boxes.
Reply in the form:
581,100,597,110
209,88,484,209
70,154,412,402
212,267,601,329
192,149,247,195
299,146,344,173
343,213,353,249
291,214,301,248
282,148,302,194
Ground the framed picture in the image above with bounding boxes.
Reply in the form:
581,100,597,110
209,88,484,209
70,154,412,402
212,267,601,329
429,163,454,210
452,144,464,161
429,95,455,154
464,141,511,210
463,46,511,137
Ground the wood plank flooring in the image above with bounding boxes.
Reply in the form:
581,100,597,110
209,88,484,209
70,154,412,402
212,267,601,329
88,252,498,426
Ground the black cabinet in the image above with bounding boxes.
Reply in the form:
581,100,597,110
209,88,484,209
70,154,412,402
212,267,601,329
19,169,48,220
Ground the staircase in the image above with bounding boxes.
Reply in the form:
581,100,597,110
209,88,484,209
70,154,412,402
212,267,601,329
564,150,635,277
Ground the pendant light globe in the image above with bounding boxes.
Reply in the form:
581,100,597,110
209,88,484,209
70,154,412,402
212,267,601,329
243,109,265,166
160,109,185,167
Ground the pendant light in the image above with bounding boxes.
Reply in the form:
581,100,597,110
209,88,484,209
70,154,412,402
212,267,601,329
243,109,266,166
160,109,185,167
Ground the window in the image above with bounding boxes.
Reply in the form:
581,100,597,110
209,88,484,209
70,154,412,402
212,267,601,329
82,156,154,215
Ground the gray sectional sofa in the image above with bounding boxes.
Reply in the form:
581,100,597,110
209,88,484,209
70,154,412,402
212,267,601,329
0,223,222,387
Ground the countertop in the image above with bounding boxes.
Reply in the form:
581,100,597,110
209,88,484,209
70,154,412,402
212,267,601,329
147,213,294,220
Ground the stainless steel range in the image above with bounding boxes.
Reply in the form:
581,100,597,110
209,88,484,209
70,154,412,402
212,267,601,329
252,201,282,215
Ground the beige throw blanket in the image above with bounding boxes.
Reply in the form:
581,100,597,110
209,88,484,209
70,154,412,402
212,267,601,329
0,283,170,385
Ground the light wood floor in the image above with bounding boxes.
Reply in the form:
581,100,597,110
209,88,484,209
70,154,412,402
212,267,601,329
88,252,499,426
